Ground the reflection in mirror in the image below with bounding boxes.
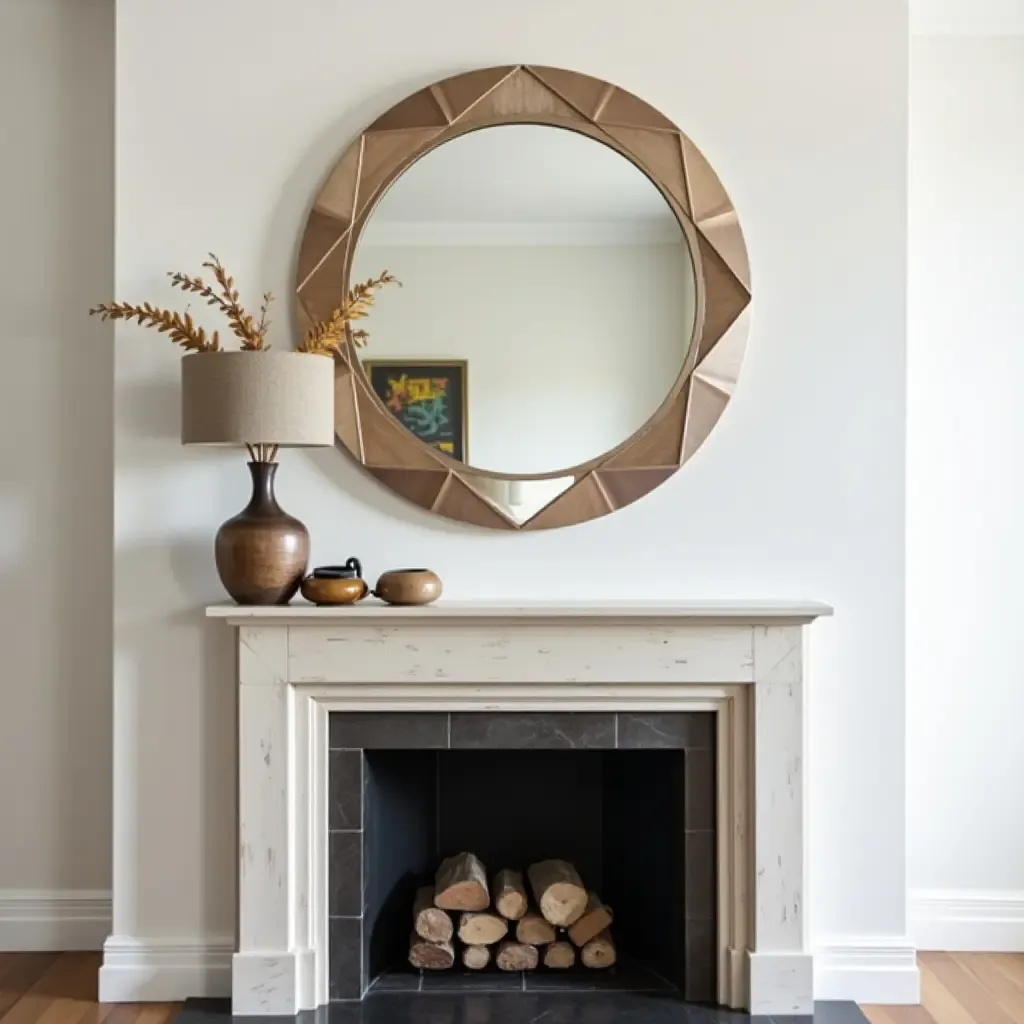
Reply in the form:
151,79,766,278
352,125,696,520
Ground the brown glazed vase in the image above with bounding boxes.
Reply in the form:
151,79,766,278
215,462,309,605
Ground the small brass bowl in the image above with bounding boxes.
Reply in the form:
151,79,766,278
300,575,369,606
373,568,442,606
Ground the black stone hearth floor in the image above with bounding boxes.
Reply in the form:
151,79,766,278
174,993,868,1024
175,960,867,1024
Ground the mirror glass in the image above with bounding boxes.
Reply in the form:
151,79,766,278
352,125,696,514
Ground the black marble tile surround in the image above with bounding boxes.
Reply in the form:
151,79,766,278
329,712,718,1011
329,711,716,752
175,996,870,1023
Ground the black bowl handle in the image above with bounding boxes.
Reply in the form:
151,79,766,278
345,556,363,579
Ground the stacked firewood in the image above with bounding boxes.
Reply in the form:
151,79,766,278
409,853,616,972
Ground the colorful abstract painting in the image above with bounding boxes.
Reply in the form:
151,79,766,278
364,360,468,462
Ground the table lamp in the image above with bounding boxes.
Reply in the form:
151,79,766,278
181,350,335,604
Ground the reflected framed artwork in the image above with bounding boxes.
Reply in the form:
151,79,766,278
364,359,468,462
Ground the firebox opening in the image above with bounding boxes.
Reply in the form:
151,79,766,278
361,748,705,994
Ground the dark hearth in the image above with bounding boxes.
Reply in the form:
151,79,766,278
328,712,717,1015
175,995,872,1023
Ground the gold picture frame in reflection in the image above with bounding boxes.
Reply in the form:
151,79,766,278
363,359,469,463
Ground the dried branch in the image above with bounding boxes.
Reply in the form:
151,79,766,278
298,270,400,356
167,270,233,316
201,253,268,350
255,291,273,344
89,301,220,352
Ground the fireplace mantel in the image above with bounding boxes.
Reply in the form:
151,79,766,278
210,599,831,1017
208,598,831,624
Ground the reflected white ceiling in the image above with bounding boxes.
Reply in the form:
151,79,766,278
366,124,680,227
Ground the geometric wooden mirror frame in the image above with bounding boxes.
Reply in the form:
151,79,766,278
295,65,751,530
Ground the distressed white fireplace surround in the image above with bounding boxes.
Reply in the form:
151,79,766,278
210,599,831,1017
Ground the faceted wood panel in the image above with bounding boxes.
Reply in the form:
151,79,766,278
683,136,731,223
369,89,450,132
369,467,449,509
694,229,750,367
314,145,362,222
433,67,517,123
595,87,677,132
700,215,750,290
296,66,751,531
594,468,678,510
528,66,610,119
473,71,582,120
683,377,730,461
296,210,348,292
523,473,611,531
435,474,516,530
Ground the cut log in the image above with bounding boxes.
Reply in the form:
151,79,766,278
495,940,539,972
527,860,588,926
493,869,528,921
568,892,614,948
543,941,576,969
515,912,556,946
581,930,617,969
413,885,453,943
408,934,455,970
458,911,508,945
462,944,492,970
435,852,489,911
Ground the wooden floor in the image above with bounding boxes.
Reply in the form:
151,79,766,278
0,953,178,1024
863,952,1024,1024
2,951,1023,1022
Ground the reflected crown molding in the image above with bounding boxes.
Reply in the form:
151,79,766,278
358,219,686,247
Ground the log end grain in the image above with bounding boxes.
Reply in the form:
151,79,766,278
495,940,540,972
581,930,617,970
462,944,492,970
515,912,556,946
543,941,576,969
435,852,489,912
458,911,508,946
409,935,455,970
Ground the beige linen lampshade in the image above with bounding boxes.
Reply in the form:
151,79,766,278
181,350,335,447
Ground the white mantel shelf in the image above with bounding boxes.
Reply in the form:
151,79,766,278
206,598,833,624
218,597,831,1017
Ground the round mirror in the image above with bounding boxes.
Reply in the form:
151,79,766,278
295,65,751,530
351,125,696,477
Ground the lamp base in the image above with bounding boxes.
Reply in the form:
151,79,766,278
215,461,309,605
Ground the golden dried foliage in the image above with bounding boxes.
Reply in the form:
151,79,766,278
88,301,220,352
91,253,273,353
299,271,400,356
198,254,269,350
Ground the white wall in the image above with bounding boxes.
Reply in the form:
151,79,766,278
912,0,1024,36
0,0,113,948
351,243,692,474
908,35,1024,950
108,0,910,1001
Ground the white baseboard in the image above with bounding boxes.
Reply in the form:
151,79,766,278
99,935,234,1002
0,890,111,951
911,889,1024,951
814,939,920,1004
98,933,925,1005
